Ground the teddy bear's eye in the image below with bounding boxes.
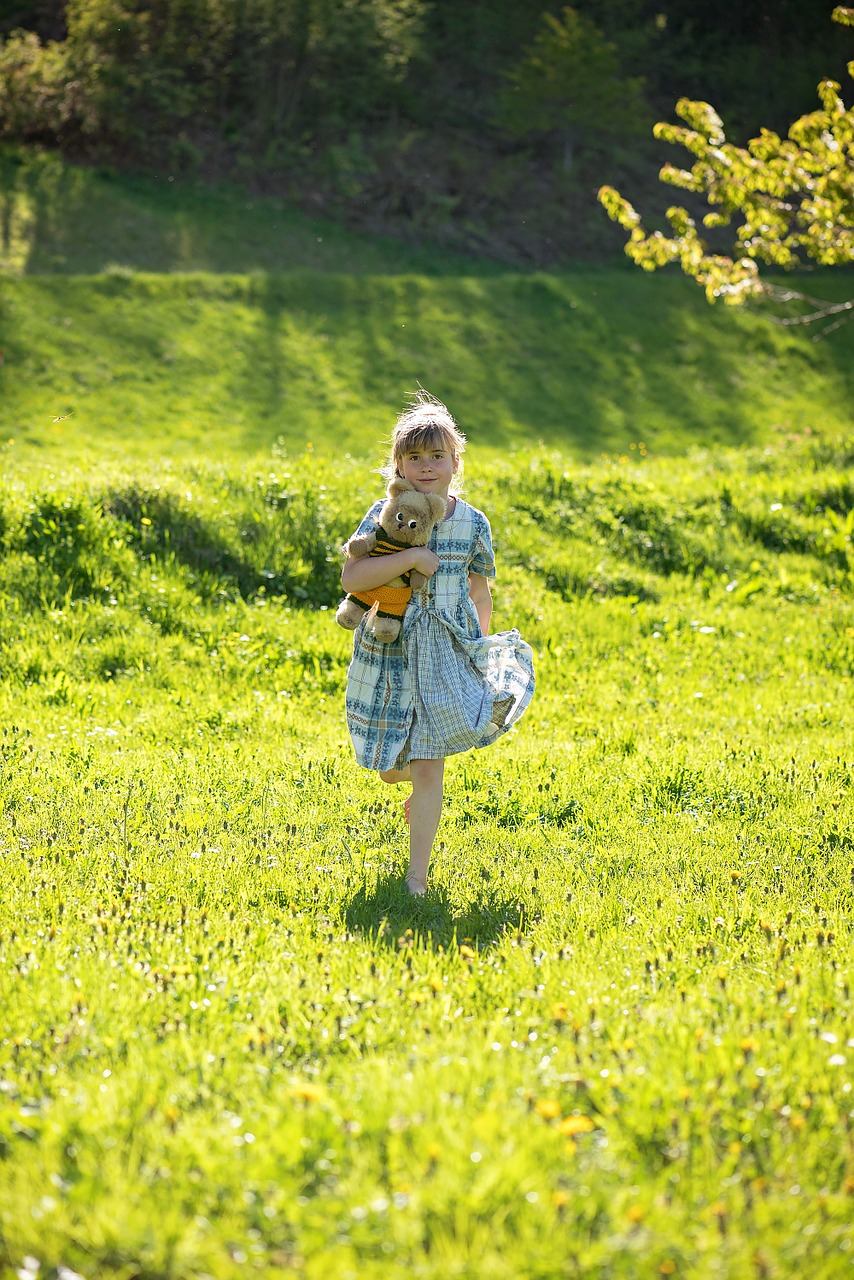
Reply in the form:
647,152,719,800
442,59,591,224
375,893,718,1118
395,512,404,523
408,519,418,529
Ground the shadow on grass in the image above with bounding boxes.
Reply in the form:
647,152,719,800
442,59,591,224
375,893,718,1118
344,873,526,952
225,271,854,459
107,486,261,590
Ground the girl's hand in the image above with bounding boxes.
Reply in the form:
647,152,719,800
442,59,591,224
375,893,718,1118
409,547,440,578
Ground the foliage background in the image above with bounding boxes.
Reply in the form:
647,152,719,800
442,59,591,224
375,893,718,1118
1,0,853,265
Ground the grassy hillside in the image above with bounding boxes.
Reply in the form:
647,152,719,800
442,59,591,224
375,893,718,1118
3,271,853,474
0,147,486,279
3,147,852,474
1,435,853,1278
2,145,854,1279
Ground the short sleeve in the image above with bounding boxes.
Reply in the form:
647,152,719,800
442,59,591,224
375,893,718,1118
469,512,496,579
343,500,384,553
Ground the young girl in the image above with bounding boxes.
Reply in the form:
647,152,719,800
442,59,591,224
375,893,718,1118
342,392,535,896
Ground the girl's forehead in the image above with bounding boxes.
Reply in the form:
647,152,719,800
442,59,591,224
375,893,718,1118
395,425,456,455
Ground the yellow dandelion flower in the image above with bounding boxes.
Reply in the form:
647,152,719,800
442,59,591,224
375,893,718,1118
289,1081,325,1104
459,944,476,960
627,1204,645,1224
552,1002,569,1021
659,1261,677,1276
558,1114,595,1136
740,1037,759,1055
536,1098,561,1121
429,976,443,992
552,1189,570,1208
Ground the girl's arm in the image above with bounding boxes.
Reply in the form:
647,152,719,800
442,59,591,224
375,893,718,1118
469,573,492,636
342,546,439,594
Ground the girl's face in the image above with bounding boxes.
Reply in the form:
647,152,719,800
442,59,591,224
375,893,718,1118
397,441,458,498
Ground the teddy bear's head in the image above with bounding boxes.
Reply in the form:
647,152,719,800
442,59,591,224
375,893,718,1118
379,477,447,545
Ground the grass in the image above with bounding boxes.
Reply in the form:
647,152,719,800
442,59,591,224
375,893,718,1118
2,144,854,1278
1,431,853,1278
2,270,853,473
0,146,487,278
2,145,853,472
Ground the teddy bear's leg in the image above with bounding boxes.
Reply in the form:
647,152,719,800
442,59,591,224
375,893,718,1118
370,615,402,643
336,597,367,631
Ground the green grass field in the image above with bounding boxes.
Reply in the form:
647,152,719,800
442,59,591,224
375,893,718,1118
1,151,854,1279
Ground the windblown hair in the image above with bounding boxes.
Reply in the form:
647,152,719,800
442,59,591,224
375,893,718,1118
382,390,467,492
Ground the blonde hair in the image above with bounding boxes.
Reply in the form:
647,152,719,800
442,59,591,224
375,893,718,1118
382,390,467,492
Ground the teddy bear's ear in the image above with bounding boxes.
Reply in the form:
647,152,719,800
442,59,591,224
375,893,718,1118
387,476,414,497
427,494,447,522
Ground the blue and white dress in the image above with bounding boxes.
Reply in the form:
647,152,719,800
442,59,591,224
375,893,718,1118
344,497,535,771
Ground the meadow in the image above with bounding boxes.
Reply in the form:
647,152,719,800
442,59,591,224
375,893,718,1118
1,151,854,1279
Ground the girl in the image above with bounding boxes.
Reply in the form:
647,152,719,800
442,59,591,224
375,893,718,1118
342,392,535,896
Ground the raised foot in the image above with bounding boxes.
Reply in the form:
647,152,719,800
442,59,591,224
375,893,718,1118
405,873,427,897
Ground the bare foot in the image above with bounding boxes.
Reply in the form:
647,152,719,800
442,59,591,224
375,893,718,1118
405,872,427,897
379,765,412,785
403,793,412,826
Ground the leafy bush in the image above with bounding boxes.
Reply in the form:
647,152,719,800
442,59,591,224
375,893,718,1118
0,0,427,165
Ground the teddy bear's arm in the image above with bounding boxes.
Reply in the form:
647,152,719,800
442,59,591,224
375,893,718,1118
346,530,377,558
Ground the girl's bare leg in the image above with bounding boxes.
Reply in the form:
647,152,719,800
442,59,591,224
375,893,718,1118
405,758,445,895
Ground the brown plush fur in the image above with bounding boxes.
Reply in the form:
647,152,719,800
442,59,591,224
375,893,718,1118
336,478,447,642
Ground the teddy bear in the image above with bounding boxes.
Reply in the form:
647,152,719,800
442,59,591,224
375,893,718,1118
336,477,447,642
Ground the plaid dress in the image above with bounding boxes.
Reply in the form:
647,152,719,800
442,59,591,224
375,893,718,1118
344,497,535,771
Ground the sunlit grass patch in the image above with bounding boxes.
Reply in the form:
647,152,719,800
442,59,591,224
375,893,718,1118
0,434,852,1277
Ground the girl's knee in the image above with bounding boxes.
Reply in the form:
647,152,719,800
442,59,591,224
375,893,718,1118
411,758,445,784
